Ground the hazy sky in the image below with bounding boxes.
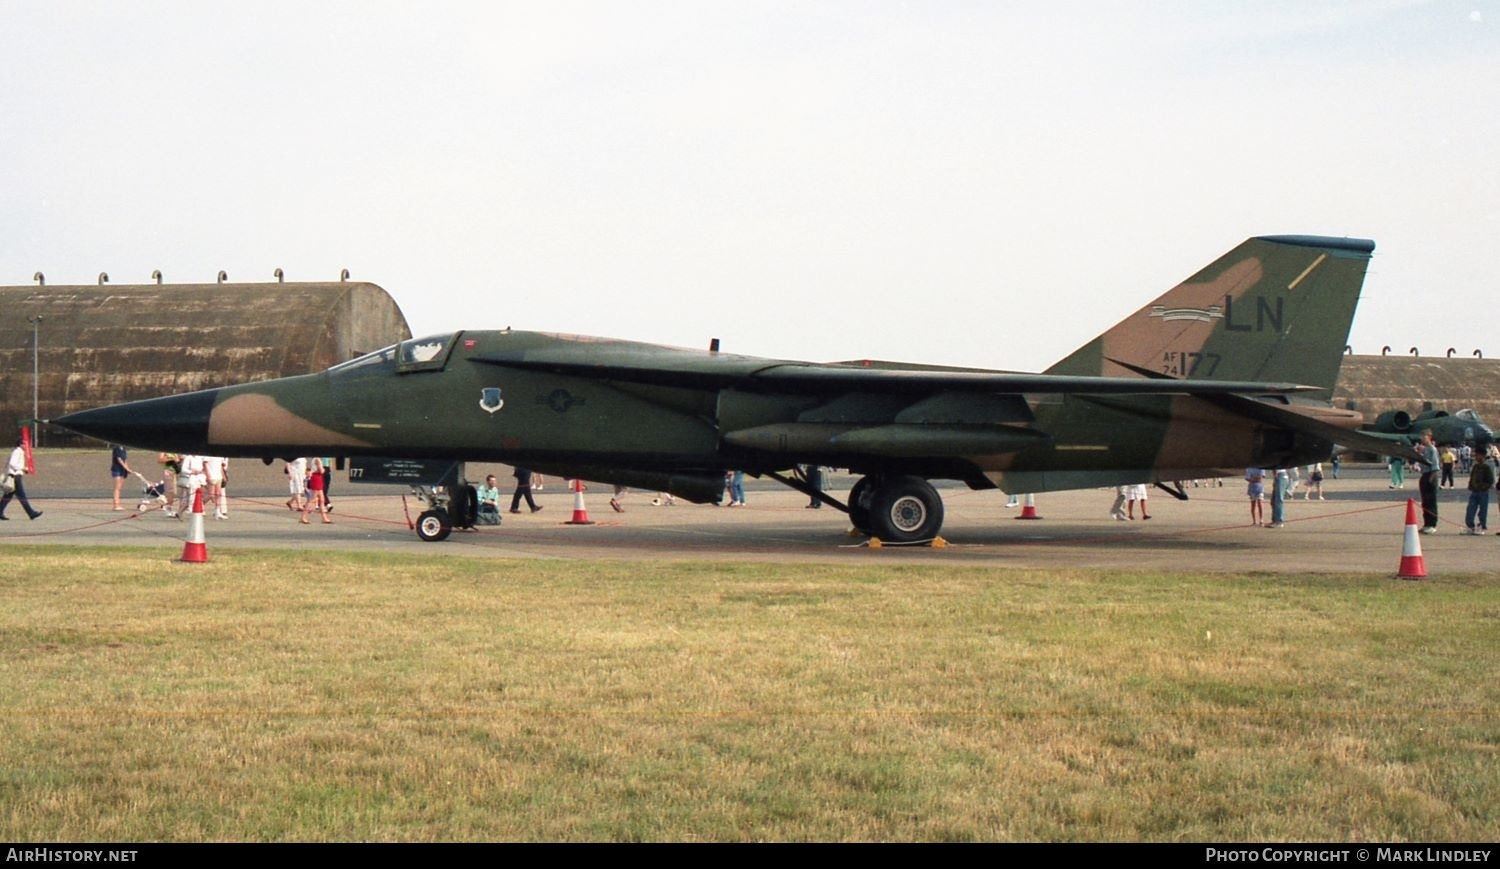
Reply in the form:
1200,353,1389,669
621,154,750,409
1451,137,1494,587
2,1,1494,372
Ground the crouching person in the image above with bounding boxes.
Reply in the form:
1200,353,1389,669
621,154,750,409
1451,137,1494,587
476,475,503,525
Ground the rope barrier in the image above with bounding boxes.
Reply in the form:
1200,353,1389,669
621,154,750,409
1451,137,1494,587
995,500,1412,548
2,488,1472,555
842,499,1416,550
0,511,144,538
235,496,413,527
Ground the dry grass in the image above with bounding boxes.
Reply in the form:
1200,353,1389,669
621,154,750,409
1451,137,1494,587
0,547,1494,841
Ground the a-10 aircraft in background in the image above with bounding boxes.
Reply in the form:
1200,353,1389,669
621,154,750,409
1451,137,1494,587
1359,407,1494,447
57,234,1401,543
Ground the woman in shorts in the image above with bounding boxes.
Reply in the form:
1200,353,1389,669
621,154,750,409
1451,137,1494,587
1245,467,1266,526
300,457,331,524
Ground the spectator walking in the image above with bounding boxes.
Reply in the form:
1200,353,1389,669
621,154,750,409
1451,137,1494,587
1245,467,1266,526
1304,463,1325,500
1268,468,1288,528
203,456,227,519
300,456,332,524
109,444,131,511
1463,446,1495,534
179,454,206,512
158,453,181,516
284,457,308,512
320,456,334,512
805,465,824,508
510,466,542,514
0,435,42,521
1108,485,1128,521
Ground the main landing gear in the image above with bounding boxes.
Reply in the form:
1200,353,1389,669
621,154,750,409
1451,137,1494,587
847,475,945,544
747,468,954,544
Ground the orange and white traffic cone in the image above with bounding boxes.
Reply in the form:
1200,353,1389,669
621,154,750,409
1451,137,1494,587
1397,498,1426,580
179,488,209,563
1015,493,1042,520
565,478,595,526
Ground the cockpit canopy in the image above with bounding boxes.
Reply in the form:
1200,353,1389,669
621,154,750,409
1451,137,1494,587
328,332,462,375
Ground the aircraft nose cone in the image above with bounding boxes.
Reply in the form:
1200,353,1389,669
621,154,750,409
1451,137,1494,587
54,389,220,451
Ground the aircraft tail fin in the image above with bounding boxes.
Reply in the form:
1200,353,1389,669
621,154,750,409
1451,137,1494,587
1044,235,1375,398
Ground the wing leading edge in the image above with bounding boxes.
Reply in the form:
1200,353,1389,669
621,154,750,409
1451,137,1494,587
471,348,1316,397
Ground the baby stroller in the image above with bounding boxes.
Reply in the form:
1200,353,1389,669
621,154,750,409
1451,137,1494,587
134,471,170,513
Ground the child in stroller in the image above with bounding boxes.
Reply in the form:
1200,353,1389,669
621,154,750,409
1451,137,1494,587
134,471,172,514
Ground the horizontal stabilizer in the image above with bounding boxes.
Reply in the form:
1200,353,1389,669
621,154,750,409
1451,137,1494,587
1103,354,1403,457
1206,393,1408,457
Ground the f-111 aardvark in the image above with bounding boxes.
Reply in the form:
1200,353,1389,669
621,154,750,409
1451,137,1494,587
57,234,1398,543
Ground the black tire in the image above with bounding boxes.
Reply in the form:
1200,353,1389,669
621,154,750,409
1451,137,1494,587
848,477,875,533
453,485,479,529
868,476,945,543
416,508,453,542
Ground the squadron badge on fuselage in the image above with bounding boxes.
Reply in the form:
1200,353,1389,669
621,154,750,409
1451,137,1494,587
479,388,505,414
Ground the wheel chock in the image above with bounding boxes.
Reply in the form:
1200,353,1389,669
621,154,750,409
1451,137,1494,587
863,536,945,549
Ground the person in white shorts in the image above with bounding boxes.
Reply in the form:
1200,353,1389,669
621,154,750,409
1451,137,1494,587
285,456,308,511
204,456,227,519
179,454,207,514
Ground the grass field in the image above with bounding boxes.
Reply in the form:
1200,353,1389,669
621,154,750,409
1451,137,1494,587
1,546,1495,841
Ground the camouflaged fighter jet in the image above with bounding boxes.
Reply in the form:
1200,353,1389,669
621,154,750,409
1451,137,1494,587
56,234,1399,543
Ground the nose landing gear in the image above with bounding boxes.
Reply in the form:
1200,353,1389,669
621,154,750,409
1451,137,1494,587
416,508,454,542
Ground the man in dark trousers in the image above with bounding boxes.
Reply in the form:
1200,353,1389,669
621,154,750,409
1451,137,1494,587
1,434,42,521
510,466,543,514
1463,443,1495,534
804,464,823,509
1414,430,1440,533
